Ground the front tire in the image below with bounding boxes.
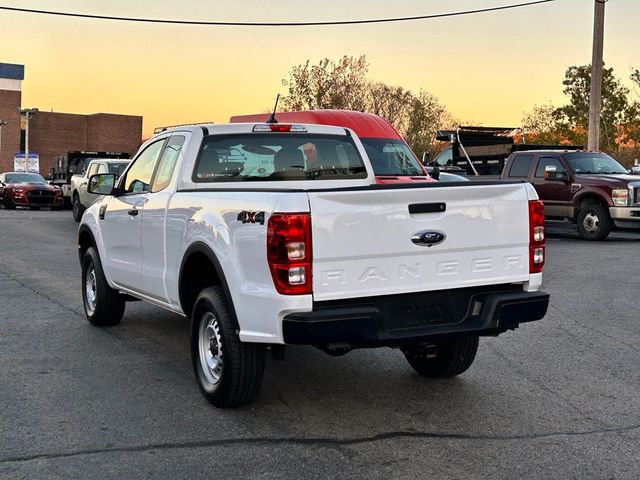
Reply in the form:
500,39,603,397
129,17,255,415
72,193,85,222
191,287,265,408
81,247,125,326
404,336,479,378
576,204,611,241
2,194,15,209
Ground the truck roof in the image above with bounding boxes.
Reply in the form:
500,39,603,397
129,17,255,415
230,110,403,140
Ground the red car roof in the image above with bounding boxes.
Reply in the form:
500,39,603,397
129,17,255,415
230,110,403,140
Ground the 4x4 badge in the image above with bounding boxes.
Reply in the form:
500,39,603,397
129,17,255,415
237,211,265,225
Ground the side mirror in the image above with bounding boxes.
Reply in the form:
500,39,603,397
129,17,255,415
88,173,117,195
421,151,430,166
431,165,441,180
544,165,566,181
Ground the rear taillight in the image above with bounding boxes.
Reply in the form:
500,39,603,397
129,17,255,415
267,213,312,295
528,200,545,273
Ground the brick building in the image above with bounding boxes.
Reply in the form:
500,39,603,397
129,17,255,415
0,62,143,174
0,63,23,173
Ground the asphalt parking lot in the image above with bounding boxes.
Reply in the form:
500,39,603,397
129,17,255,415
1,209,639,479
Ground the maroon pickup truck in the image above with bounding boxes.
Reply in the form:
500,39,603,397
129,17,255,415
501,150,640,240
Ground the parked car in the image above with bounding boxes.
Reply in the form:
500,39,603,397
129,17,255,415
230,110,435,184
70,159,131,221
501,150,640,240
0,172,64,210
79,121,549,408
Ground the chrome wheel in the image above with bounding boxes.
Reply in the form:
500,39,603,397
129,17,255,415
84,263,97,315
582,212,600,234
199,312,223,385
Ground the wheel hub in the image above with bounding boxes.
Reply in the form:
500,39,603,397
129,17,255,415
199,312,223,385
583,212,600,234
85,264,97,314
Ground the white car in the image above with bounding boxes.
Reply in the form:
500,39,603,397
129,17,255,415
78,122,549,408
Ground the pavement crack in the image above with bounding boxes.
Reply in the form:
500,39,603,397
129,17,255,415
3,423,639,464
0,268,84,317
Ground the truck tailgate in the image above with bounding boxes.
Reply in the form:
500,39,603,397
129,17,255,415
307,183,530,301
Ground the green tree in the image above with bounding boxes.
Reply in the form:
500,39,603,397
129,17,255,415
280,55,455,156
555,64,636,150
281,55,369,112
521,104,568,145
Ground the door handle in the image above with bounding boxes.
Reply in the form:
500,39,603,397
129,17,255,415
128,208,139,216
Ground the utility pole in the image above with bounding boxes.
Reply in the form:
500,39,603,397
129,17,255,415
0,120,6,167
18,108,38,172
588,0,606,151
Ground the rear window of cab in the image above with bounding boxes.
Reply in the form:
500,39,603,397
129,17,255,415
192,134,367,182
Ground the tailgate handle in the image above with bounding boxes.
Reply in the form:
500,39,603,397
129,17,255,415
409,203,446,214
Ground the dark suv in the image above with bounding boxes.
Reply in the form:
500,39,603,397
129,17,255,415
501,150,640,240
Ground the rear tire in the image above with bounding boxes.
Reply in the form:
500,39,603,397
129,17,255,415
81,247,125,326
191,286,265,408
576,204,611,241
72,193,85,222
404,336,479,378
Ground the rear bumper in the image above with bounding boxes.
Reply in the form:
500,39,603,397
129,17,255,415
283,284,549,347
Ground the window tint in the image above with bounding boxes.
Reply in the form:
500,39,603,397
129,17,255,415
109,162,129,178
122,140,166,193
508,154,534,178
564,152,627,174
87,163,100,177
152,135,185,192
360,138,424,176
193,134,366,182
535,157,565,177
434,147,453,167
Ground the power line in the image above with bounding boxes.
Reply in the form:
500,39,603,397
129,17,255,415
0,1,555,27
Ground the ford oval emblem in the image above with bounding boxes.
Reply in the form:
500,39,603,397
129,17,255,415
411,230,446,247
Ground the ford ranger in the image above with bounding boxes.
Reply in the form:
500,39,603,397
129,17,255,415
78,122,549,408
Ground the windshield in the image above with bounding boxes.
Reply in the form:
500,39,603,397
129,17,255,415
5,173,47,184
109,162,129,177
360,138,425,176
193,134,367,182
564,152,627,174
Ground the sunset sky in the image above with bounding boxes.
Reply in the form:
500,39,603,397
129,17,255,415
1,0,638,137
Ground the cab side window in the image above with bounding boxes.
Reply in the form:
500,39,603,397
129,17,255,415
151,135,185,193
97,164,108,174
122,140,166,194
535,157,565,177
507,154,534,178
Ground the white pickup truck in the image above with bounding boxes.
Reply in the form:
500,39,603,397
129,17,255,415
70,159,130,221
78,122,549,408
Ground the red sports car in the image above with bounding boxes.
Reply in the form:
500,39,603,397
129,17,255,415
0,172,64,210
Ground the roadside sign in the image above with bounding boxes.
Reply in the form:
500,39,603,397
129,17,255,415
13,153,39,173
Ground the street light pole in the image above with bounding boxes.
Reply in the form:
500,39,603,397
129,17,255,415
0,119,6,167
588,0,606,151
18,108,39,172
